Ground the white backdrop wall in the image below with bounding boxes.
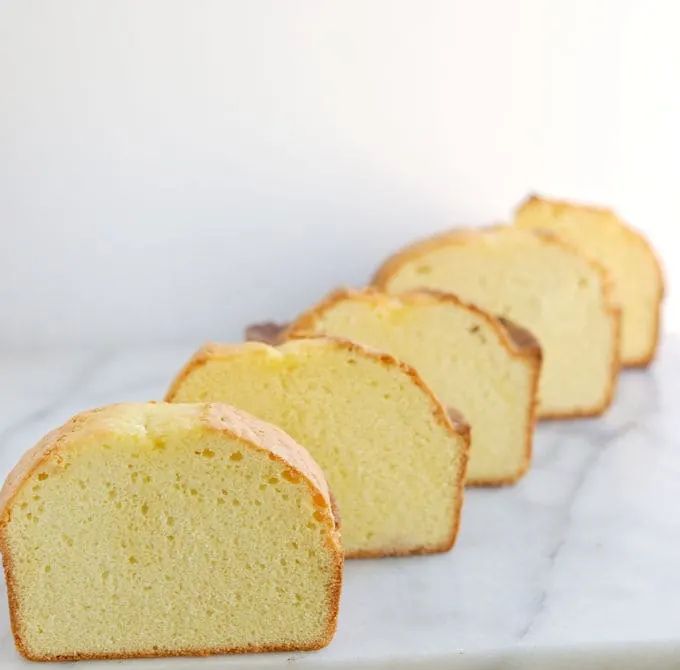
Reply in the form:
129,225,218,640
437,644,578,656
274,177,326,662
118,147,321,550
1,0,679,348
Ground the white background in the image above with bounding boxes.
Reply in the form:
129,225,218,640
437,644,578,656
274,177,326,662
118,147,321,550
1,0,679,349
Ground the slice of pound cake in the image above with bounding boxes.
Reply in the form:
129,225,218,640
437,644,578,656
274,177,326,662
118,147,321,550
515,194,664,367
166,338,469,557
372,227,620,419
283,289,541,485
0,402,342,661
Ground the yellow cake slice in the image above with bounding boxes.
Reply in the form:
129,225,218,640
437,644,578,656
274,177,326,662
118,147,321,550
0,402,342,662
372,226,620,419
166,338,469,557
281,289,541,485
515,194,664,367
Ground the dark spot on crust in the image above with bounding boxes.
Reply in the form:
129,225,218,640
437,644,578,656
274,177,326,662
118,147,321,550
496,316,542,356
446,407,470,436
244,322,289,345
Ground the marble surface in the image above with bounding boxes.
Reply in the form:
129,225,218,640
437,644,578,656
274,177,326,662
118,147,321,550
1,337,680,669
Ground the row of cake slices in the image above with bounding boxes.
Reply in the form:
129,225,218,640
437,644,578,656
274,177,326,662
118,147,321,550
0,194,665,661
166,193,664,557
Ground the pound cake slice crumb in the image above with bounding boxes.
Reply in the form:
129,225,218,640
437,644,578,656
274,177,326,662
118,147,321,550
283,288,541,485
515,194,664,367
0,402,342,662
167,337,469,557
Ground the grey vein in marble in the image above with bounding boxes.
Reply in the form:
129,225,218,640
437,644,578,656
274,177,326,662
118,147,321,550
518,419,638,641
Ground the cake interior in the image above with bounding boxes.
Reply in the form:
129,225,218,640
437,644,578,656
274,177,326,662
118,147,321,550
170,340,465,555
3,404,337,660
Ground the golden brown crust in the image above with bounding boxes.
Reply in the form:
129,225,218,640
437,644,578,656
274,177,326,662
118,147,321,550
0,402,343,662
284,286,542,485
1,543,23,659
370,227,621,419
517,194,665,367
166,336,470,556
